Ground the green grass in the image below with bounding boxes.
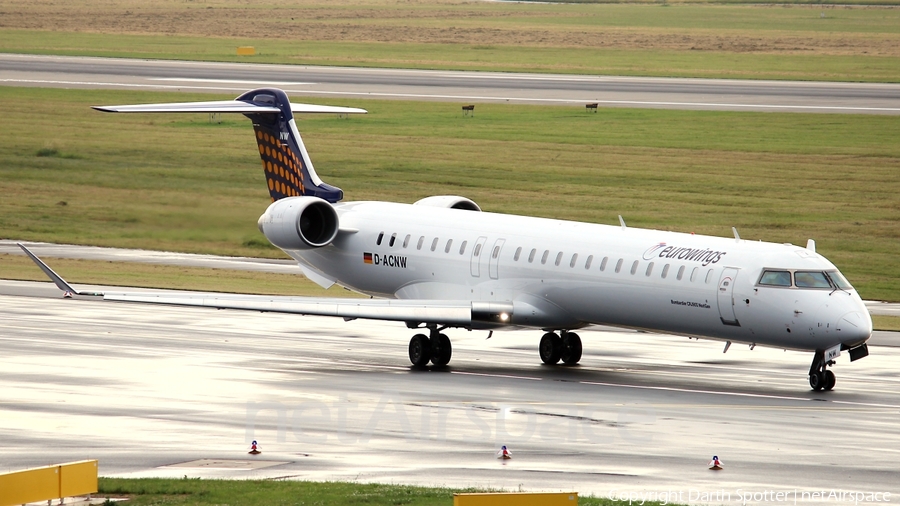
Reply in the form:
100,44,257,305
2,0,899,82
872,315,900,331
0,254,362,297
97,478,674,506
0,86,898,300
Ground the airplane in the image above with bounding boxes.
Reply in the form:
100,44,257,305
19,87,872,391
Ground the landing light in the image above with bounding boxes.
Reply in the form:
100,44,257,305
499,313,509,322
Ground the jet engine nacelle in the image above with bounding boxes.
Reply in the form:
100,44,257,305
257,196,339,250
413,195,482,212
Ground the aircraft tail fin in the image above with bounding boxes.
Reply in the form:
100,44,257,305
93,88,366,203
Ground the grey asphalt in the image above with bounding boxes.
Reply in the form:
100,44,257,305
2,53,900,114
1,278,898,503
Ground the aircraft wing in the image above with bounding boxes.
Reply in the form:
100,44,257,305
93,101,366,115
17,244,510,327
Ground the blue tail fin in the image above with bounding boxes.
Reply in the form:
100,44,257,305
236,88,344,203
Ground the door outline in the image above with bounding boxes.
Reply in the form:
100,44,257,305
717,267,740,326
489,239,505,280
471,236,487,277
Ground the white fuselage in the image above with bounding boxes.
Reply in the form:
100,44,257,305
286,201,872,352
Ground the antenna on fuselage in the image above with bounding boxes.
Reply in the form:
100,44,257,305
619,215,627,230
732,227,741,242
806,239,816,252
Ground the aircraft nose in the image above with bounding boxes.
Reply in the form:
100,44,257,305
836,311,872,347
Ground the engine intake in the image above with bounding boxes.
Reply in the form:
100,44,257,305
257,197,339,250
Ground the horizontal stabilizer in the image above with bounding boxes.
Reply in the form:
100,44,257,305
93,100,366,115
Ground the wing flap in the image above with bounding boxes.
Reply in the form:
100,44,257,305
103,292,472,324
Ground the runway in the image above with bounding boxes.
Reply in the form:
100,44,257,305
2,53,900,114
2,278,898,502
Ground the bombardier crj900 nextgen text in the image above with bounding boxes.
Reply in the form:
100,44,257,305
20,88,872,391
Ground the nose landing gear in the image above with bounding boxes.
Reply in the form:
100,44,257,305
539,331,582,366
809,349,836,391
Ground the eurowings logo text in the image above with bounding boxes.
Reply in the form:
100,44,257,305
643,243,726,266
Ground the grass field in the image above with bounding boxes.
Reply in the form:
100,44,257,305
97,478,672,506
1,0,899,81
0,253,362,297
1,86,898,300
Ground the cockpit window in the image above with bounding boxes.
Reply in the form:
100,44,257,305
759,270,791,287
826,270,853,290
795,271,831,289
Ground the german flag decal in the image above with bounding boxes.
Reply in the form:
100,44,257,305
363,252,373,264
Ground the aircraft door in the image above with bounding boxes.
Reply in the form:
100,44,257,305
489,239,505,280
471,236,487,277
717,267,740,326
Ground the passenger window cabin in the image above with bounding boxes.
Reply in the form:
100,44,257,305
377,232,384,246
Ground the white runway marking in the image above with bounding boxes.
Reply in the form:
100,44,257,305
579,380,900,409
450,371,542,381
150,77,316,86
6,78,900,113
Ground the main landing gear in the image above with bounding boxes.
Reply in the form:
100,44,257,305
408,327,452,367
808,349,837,391
539,331,582,366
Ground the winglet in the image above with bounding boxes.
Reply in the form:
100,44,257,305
17,243,102,297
